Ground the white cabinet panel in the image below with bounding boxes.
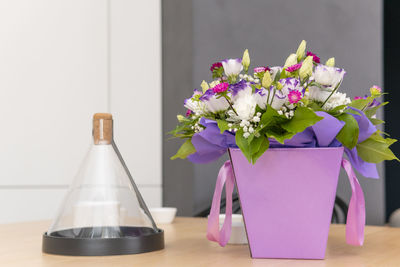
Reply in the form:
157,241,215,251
0,0,108,186
110,0,162,186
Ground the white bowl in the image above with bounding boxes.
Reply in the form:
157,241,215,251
219,214,248,244
149,207,177,224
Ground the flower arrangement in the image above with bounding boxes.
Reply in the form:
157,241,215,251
170,40,398,175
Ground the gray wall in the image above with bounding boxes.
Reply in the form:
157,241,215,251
163,0,384,224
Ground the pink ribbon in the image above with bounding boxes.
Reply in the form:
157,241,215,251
206,160,234,247
206,158,366,247
342,158,366,246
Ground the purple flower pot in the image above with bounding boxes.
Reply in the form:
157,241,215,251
229,147,344,259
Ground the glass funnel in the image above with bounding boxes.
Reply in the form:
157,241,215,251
42,113,164,256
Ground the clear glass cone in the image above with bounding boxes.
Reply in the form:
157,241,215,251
47,142,158,239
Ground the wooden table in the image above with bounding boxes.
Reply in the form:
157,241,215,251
1,217,400,266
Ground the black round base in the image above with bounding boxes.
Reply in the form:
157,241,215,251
42,226,164,256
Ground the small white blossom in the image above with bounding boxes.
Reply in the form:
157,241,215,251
256,112,261,117
255,132,260,138
252,116,260,123
285,112,290,118
228,123,233,128
249,126,254,133
289,110,294,117
243,132,250,138
278,110,283,115
234,128,238,132
243,126,248,132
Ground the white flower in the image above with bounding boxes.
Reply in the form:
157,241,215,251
249,126,254,133
231,81,253,101
313,65,346,90
199,90,230,113
222,58,243,77
252,116,260,123
232,93,257,121
254,88,268,109
322,91,351,111
243,132,250,139
308,86,331,103
184,89,206,115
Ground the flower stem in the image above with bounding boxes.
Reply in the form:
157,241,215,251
320,81,342,108
224,96,238,116
270,88,276,105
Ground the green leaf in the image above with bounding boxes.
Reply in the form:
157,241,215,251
235,129,252,163
259,105,281,131
327,105,347,115
336,113,359,149
265,126,296,144
370,117,384,125
385,138,398,146
251,136,269,163
348,98,371,110
307,102,323,112
170,139,196,160
281,107,323,134
217,119,230,134
356,134,399,163
364,102,388,118
273,70,281,82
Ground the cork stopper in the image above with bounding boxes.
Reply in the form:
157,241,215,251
93,113,113,145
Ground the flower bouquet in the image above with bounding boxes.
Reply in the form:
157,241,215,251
170,40,398,259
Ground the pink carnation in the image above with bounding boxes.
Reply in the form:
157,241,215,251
306,51,320,63
288,90,302,104
354,96,363,100
186,109,192,117
212,82,229,93
286,63,302,73
210,62,223,72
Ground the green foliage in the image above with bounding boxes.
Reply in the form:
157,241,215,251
370,118,384,126
364,102,388,118
356,132,399,163
235,129,251,161
170,139,196,160
281,107,323,133
235,129,270,164
217,119,230,134
348,98,371,110
336,113,359,149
